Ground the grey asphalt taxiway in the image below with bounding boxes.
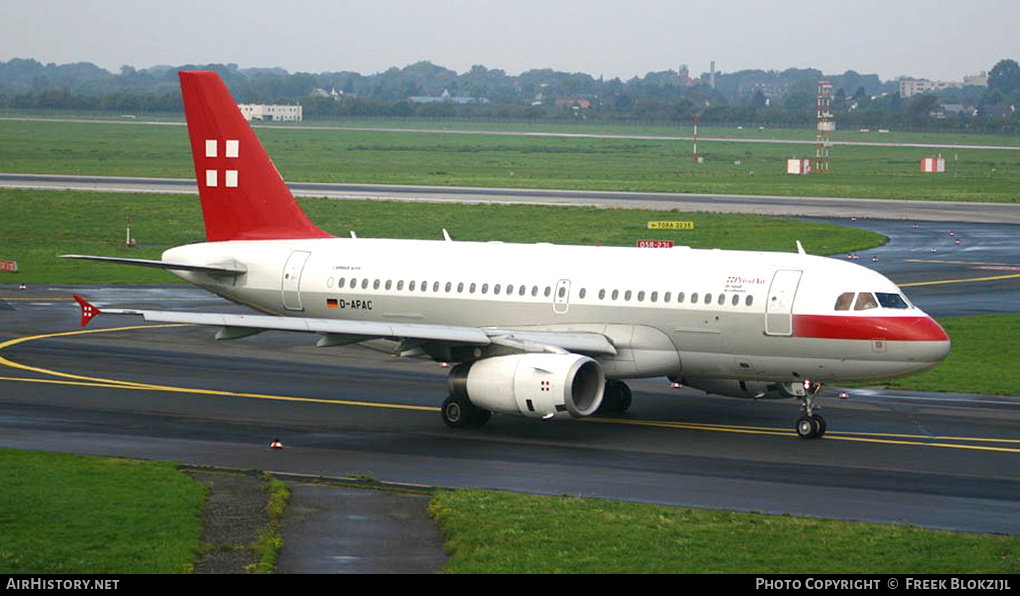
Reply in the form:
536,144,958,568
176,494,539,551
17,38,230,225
2,192,1020,570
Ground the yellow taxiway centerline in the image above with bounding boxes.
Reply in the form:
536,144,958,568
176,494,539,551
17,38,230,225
0,325,437,413
899,273,1020,287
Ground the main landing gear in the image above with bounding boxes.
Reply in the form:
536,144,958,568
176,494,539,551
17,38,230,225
795,381,826,439
441,392,491,428
596,380,632,414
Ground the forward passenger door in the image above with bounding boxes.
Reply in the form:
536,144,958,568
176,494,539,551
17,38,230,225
764,270,802,336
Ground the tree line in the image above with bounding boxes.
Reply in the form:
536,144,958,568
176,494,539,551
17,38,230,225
1,57,1016,134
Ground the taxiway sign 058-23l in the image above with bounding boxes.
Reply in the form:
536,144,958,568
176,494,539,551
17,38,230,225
65,71,950,439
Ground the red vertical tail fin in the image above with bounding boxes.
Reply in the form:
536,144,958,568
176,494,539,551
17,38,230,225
178,71,332,242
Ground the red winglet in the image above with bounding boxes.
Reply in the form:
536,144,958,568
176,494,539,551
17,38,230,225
72,294,101,327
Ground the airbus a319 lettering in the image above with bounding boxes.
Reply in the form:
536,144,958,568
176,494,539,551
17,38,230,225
67,72,950,439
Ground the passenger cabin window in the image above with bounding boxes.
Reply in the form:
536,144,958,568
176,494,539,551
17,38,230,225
854,292,879,311
834,292,855,311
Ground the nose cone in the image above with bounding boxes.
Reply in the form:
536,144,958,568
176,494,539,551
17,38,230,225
901,316,951,372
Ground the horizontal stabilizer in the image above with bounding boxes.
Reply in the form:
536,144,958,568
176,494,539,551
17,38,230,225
61,254,246,275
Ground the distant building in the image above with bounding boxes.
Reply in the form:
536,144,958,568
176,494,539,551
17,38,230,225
934,104,978,118
741,81,790,100
310,87,345,100
963,72,990,87
555,98,591,109
238,104,303,122
678,64,692,87
408,89,489,105
899,72,988,98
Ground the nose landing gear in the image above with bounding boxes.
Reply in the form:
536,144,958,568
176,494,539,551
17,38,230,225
795,381,826,439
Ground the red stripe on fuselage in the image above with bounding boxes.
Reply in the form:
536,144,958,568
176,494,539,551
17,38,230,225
793,315,949,342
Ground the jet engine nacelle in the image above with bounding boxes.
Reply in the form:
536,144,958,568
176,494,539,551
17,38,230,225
679,376,802,400
449,354,605,420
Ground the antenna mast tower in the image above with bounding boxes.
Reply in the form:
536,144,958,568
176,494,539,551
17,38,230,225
815,80,833,174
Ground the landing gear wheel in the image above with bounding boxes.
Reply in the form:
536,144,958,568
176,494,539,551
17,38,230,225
796,416,816,439
795,413,827,439
597,380,632,414
441,393,490,428
441,394,469,428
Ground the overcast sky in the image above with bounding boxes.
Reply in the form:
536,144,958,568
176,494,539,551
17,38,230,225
2,0,1016,82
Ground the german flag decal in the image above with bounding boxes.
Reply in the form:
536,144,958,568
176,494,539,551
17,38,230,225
326,298,338,308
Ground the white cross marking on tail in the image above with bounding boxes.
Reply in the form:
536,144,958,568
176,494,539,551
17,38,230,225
204,139,239,188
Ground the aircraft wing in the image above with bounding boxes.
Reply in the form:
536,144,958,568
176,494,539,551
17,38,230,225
72,295,617,356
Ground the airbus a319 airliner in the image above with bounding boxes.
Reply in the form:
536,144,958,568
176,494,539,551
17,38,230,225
67,71,950,439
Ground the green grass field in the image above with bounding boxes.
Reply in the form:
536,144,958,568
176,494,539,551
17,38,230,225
878,314,1020,396
2,118,1019,202
0,449,204,574
0,188,884,284
430,489,1019,574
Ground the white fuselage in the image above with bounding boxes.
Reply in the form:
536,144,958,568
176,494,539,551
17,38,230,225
164,236,950,384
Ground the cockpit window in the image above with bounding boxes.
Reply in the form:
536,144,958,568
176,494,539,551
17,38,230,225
854,292,878,311
876,292,910,309
834,292,855,311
